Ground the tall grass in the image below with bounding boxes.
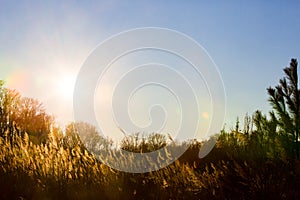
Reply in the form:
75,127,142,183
1,125,299,199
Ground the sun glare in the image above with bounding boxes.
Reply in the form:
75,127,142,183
55,74,76,101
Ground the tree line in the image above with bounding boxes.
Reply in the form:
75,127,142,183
0,59,299,199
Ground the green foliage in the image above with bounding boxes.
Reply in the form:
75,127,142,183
1,130,299,199
267,58,300,157
1,59,300,199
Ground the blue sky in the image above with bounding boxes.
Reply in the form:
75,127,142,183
1,1,300,140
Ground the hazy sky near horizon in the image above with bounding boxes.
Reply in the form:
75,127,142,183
1,1,300,141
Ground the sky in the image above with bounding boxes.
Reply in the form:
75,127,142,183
1,1,300,141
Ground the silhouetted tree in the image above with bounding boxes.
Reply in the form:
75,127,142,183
267,58,300,157
63,123,84,149
235,117,240,133
120,133,167,153
64,121,112,151
243,113,252,135
250,110,282,158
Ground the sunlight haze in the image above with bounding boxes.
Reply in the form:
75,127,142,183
1,1,300,138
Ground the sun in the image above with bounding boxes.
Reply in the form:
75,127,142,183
55,74,76,101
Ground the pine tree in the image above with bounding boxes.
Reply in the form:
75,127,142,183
267,58,300,158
